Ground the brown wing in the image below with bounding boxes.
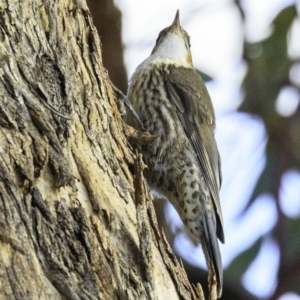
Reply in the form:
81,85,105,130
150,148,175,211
165,67,224,243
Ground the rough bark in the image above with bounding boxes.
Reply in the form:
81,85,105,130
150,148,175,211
0,0,204,299
86,0,128,94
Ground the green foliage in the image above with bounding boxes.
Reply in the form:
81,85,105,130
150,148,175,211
237,4,300,298
230,238,262,279
241,6,297,119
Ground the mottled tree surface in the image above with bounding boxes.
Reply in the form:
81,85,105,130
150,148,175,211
0,0,205,299
86,0,128,94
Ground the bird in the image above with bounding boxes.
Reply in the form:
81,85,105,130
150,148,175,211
126,10,224,298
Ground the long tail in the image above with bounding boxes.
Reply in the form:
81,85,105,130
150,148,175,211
202,212,223,298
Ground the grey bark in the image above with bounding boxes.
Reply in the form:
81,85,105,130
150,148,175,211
0,0,205,299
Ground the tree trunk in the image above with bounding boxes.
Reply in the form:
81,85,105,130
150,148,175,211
0,0,205,299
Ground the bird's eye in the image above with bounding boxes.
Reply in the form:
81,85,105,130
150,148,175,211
156,28,168,46
184,37,191,50
156,35,162,46
187,36,191,48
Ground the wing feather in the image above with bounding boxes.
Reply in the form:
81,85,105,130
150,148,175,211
165,67,224,242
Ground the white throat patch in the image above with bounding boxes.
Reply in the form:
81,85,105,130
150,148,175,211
138,32,192,70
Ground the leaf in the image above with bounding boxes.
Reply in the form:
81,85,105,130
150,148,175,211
240,5,297,118
229,238,262,278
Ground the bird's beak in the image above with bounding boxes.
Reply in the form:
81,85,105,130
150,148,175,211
170,10,180,30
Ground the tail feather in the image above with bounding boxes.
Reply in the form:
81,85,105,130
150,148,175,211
202,212,223,298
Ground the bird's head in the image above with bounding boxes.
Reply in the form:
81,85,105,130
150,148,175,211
150,10,193,68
